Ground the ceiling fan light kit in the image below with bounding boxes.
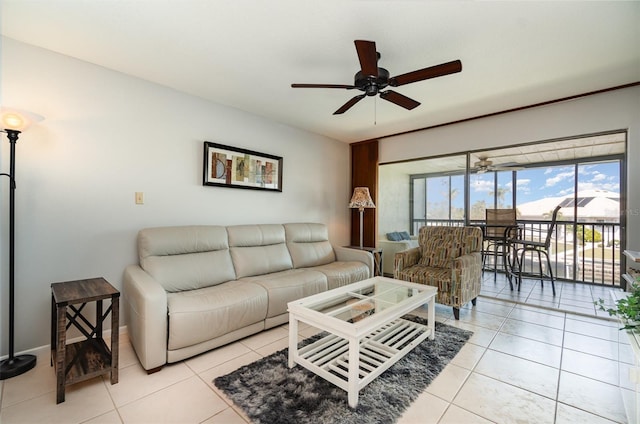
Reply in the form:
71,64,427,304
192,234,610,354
291,40,462,115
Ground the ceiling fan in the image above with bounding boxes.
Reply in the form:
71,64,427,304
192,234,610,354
291,40,462,115
471,158,524,174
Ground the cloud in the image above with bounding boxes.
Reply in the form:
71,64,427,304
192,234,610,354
557,188,575,196
471,179,493,192
536,165,570,175
591,172,606,181
579,182,620,192
578,167,593,176
545,171,574,187
515,178,531,193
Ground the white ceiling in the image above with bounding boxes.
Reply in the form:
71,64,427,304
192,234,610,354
1,1,639,143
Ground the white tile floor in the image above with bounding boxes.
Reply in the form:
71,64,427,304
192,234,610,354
0,274,633,423
480,271,621,318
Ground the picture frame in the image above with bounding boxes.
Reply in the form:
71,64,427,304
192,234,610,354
203,142,283,192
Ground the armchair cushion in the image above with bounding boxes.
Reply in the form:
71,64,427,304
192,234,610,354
419,237,454,268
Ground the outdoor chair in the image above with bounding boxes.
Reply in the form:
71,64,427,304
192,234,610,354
482,208,519,289
510,205,562,295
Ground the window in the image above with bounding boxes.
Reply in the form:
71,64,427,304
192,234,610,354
380,131,626,285
410,173,466,232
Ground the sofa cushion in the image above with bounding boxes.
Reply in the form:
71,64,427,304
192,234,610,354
284,223,335,268
241,269,327,318
139,226,236,292
228,224,293,278
306,261,370,290
139,225,229,259
166,280,268,350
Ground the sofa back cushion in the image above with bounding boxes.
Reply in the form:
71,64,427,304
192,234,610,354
138,226,236,293
284,223,336,268
418,226,482,268
227,224,293,278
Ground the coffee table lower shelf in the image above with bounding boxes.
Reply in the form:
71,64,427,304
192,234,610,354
293,318,431,407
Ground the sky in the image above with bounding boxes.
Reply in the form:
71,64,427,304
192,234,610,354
429,160,620,211
512,161,620,203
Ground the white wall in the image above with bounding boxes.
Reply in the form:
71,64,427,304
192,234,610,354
0,38,351,354
379,85,640,252
378,165,412,237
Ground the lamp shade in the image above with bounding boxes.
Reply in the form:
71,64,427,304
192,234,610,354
0,107,44,132
349,187,375,210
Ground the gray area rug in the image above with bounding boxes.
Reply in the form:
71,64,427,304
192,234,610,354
214,316,472,424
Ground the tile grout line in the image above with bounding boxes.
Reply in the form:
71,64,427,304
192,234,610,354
552,308,568,423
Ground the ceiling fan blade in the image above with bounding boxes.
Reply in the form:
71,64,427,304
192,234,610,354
389,60,462,87
333,94,366,115
379,90,420,110
291,83,356,89
354,40,378,77
493,166,525,172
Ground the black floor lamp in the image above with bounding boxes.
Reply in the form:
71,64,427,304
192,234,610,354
0,110,38,379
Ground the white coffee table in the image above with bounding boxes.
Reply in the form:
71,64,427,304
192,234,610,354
287,276,437,408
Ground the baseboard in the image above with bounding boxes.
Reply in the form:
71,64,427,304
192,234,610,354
0,325,128,362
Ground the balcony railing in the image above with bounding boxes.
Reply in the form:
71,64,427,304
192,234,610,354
412,218,623,287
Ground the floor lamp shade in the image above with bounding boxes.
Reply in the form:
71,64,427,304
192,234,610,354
0,108,41,380
349,187,376,249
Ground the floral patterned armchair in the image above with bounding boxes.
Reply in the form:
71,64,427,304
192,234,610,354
394,226,483,319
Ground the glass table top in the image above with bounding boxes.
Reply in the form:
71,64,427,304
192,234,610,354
299,280,429,324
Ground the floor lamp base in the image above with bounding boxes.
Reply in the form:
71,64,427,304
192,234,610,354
0,354,37,380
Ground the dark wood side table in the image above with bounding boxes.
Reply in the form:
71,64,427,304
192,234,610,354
50,277,120,404
344,246,383,277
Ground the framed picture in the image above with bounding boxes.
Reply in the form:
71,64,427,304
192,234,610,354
203,142,283,192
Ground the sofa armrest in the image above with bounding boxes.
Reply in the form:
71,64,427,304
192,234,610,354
123,264,168,371
394,247,421,277
334,246,374,278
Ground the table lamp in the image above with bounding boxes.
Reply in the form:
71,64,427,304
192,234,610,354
349,187,376,249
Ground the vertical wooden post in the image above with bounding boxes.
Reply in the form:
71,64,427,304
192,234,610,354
350,140,379,248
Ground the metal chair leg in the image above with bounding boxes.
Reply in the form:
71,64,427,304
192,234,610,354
536,249,544,288
518,249,526,292
542,250,556,296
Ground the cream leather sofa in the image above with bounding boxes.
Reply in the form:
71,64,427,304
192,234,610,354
123,223,372,372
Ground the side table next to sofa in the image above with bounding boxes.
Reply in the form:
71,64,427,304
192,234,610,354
50,277,119,404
